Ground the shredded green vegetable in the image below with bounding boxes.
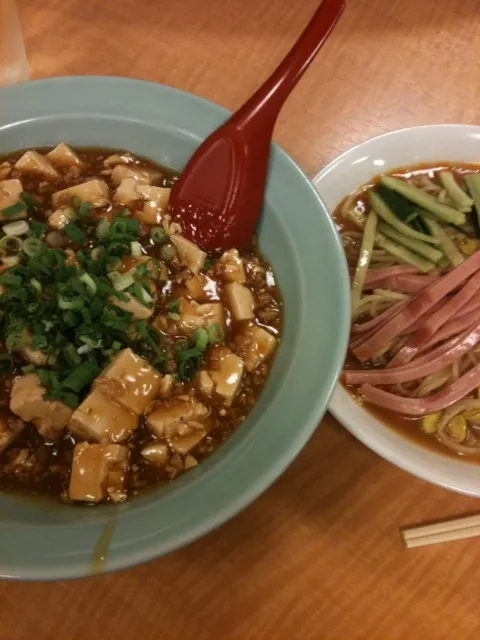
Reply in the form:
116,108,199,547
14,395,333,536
369,191,440,245
380,175,466,226
439,172,473,212
422,216,464,267
351,210,377,312
376,221,443,263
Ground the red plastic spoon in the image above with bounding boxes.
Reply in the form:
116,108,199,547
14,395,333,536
170,0,346,252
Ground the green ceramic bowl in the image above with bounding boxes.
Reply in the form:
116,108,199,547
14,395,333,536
0,77,349,580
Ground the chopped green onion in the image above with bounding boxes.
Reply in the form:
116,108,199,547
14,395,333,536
3,220,29,236
62,361,101,393
45,390,79,408
78,201,92,218
160,243,176,261
77,344,92,355
130,283,153,306
203,257,213,270
0,201,26,218
130,241,142,258
29,220,47,238
111,340,122,350
30,278,42,294
79,273,98,295
96,218,111,239
139,286,153,304
0,235,23,254
58,296,84,310
2,256,20,267
20,191,40,212
64,223,86,245
150,226,167,244
207,323,225,344
112,273,135,291
167,297,180,314
90,246,105,261
22,364,36,374
0,274,22,287
22,237,43,257
192,327,209,351
106,256,121,272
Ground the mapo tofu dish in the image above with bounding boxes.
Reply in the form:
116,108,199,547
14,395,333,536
0,144,281,504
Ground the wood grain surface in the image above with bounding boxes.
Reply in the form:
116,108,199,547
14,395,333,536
2,0,480,638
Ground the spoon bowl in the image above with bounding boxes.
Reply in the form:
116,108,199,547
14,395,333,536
171,0,346,252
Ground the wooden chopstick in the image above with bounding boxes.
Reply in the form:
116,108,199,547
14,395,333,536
402,514,480,548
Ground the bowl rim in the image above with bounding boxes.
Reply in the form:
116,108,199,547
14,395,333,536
314,123,480,497
0,75,350,579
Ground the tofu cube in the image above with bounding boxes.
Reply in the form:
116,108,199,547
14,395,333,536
171,235,207,275
184,454,198,469
104,153,135,167
209,346,244,405
141,443,169,466
240,324,278,372
113,178,141,207
0,179,26,218
110,292,154,320
10,374,72,440
48,206,75,230
15,150,60,180
185,274,209,301
135,185,171,224
165,422,206,455
52,179,109,208
69,443,129,503
97,348,161,415
69,387,138,443
111,164,161,186
218,249,246,283
197,371,214,396
46,143,85,169
225,282,255,321
146,398,208,438
176,297,224,336
158,374,173,399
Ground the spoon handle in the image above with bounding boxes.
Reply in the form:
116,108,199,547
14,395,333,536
231,0,346,135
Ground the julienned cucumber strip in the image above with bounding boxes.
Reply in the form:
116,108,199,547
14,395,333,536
380,175,466,226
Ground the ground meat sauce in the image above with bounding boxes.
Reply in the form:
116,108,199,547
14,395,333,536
0,146,282,504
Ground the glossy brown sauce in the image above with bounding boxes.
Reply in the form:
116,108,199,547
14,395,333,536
0,147,283,501
336,161,480,463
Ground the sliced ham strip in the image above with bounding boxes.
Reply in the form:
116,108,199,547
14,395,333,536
388,270,480,367
364,266,418,286
360,360,480,415
344,323,480,385
399,298,446,335
421,312,480,353
353,251,480,362
350,299,408,336
364,274,437,294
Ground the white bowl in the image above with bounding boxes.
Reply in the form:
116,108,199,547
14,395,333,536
314,124,480,497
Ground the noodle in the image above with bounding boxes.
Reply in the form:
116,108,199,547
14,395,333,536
338,161,480,460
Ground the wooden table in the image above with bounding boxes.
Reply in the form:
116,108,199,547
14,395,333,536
2,0,480,638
